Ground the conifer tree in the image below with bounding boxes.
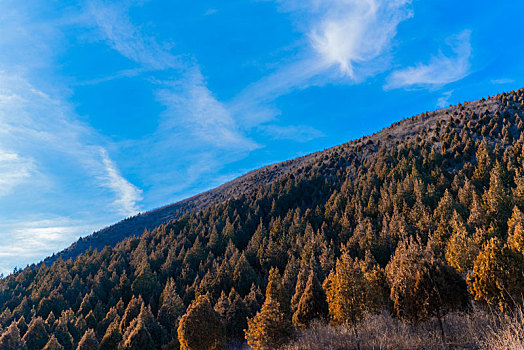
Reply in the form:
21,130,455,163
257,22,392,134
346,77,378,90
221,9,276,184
244,284,263,317
54,321,74,350
76,329,99,350
386,238,470,349
507,206,524,254
177,294,225,350
227,289,250,341
157,279,185,335
483,163,512,230
445,211,479,275
22,317,49,350
99,318,122,350
121,319,155,350
233,253,257,296
131,263,159,303
245,268,294,350
0,322,26,350
290,266,309,314
468,237,524,311
120,296,143,333
323,251,369,349
17,316,28,338
42,335,63,350
292,270,328,328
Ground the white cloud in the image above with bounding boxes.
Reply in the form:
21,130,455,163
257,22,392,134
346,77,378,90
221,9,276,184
86,0,180,70
273,0,413,78
385,30,472,89
157,69,259,150
261,124,325,142
99,148,143,216
0,149,34,196
436,90,454,108
229,0,413,127
0,217,99,274
491,78,515,85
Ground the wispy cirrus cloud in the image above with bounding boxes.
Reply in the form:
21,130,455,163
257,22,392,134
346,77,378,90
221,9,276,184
99,148,143,216
436,90,454,108
260,124,325,142
0,148,34,196
385,30,472,90
272,0,413,78
77,0,264,207
156,68,259,151
86,0,181,70
0,1,144,271
0,217,99,273
230,0,413,127
491,78,515,85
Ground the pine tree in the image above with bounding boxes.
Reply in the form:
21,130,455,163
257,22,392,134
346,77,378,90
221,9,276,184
292,270,328,328
131,263,159,303
0,322,26,350
99,318,122,350
507,206,524,254
323,250,370,350
177,294,225,350
22,317,49,350
157,279,185,336
42,335,63,350
17,316,28,338
245,268,294,350
121,319,155,350
468,237,524,311
76,329,99,350
445,211,478,275
120,296,143,333
290,266,309,314
53,320,74,350
386,238,470,349
233,253,258,296
483,162,512,230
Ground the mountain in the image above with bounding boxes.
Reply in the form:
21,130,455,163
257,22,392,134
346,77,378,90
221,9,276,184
1,88,523,350
47,88,508,265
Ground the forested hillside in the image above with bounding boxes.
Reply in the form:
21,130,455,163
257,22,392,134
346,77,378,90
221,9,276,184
1,89,524,349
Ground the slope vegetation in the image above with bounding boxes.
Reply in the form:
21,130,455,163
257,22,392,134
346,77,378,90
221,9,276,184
0,89,522,350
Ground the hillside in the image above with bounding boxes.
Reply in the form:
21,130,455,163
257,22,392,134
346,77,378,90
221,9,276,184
0,88,523,350
47,89,506,265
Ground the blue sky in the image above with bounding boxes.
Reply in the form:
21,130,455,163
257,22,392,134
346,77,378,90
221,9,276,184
0,0,523,273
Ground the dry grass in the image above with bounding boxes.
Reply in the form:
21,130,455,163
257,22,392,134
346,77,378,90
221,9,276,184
481,308,524,350
282,307,523,350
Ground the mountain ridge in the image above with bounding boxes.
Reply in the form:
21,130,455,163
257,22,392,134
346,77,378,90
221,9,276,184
44,89,516,265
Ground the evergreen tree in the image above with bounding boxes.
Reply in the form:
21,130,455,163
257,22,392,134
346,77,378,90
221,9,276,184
445,211,478,275
245,268,294,350
233,253,257,296
386,238,470,349
292,270,328,328
22,317,49,350
468,237,524,311
42,335,63,350
177,294,225,350
54,321,74,350
507,206,524,254
76,329,99,350
157,279,185,335
99,318,122,350
0,322,26,350
120,296,143,333
131,263,159,304
121,319,155,350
